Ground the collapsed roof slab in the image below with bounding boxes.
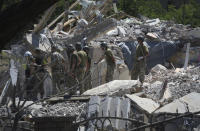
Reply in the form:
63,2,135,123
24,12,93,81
83,80,138,96
126,94,160,114
155,92,200,114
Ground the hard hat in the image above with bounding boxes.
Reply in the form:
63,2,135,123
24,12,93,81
83,46,89,52
24,51,32,57
67,44,75,52
100,42,107,48
137,36,144,42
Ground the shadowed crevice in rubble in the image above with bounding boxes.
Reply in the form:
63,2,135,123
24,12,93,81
0,0,59,51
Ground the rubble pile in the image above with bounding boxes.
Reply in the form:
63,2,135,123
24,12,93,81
0,0,200,130
100,17,188,42
144,65,200,101
30,102,86,118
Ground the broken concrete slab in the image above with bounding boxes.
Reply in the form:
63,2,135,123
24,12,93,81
145,18,160,26
144,81,163,101
155,92,200,114
126,94,160,114
26,33,52,52
87,96,130,130
83,80,138,96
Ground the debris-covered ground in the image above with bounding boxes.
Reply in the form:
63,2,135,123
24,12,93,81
144,65,200,102
0,0,200,131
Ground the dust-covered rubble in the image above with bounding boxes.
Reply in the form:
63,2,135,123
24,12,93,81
144,65,200,102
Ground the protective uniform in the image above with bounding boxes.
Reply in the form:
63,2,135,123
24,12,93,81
104,48,116,82
83,46,92,91
23,51,37,100
77,50,88,94
67,50,80,95
131,42,149,83
33,49,48,99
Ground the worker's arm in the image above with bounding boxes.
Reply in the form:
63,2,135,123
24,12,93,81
95,54,104,64
138,45,149,61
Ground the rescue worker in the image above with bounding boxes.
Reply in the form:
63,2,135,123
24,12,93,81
66,44,80,94
75,43,88,94
33,48,48,99
95,42,116,83
51,46,65,94
83,46,92,91
24,51,36,100
24,51,35,78
131,36,149,85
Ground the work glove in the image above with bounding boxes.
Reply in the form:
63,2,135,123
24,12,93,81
137,56,144,61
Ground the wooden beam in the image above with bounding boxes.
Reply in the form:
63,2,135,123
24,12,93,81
47,0,79,28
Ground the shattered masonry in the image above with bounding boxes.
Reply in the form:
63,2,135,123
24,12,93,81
0,0,200,131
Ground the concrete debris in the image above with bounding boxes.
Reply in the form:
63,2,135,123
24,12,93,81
145,65,200,101
143,81,163,101
1,0,200,130
155,92,200,114
126,94,160,114
30,102,86,118
83,80,138,96
145,18,161,26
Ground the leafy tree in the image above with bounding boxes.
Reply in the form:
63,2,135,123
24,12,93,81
117,0,200,27
137,0,166,19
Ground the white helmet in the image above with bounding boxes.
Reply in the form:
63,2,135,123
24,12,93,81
24,51,32,57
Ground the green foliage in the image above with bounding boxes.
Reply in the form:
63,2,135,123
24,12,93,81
1,0,22,11
137,0,167,19
118,0,200,27
1,0,200,27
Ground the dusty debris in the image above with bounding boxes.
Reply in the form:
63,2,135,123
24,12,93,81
83,80,138,96
144,65,200,101
126,94,160,114
155,92,200,114
1,0,200,130
30,102,86,118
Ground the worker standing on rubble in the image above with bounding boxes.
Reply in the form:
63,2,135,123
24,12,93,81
32,48,48,99
75,43,88,94
83,46,92,91
23,51,36,100
66,44,80,94
95,42,116,82
51,46,65,94
131,36,149,85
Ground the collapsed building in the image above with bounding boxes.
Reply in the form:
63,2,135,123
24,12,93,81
0,0,200,131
